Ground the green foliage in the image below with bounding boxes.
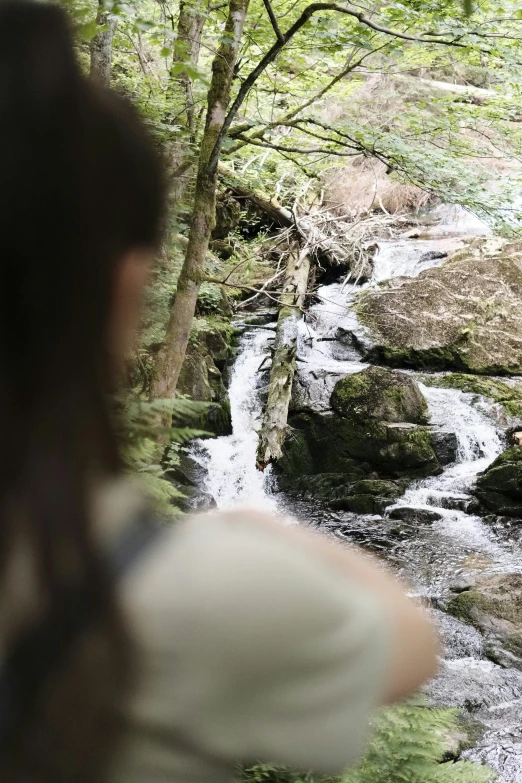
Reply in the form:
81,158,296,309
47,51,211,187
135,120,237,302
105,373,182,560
342,706,492,783
240,706,494,783
117,394,208,517
197,282,225,314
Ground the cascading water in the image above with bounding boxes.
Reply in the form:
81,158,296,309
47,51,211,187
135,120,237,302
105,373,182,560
190,209,522,780
190,327,277,511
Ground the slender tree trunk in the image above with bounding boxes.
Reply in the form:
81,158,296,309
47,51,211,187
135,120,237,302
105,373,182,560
257,245,311,468
168,1,207,207
89,1,117,86
152,0,250,399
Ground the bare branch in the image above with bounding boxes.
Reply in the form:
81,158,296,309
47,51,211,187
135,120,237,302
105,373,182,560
233,136,362,156
262,0,285,42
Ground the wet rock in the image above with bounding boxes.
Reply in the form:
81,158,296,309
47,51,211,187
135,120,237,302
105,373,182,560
177,319,237,435
276,473,405,515
437,495,471,512
419,249,448,263
450,577,475,593
277,367,444,506
330,479,404,514
278,409,440,481
241,309,278,326
331,366,429,424
429,427,458,465
474,447,522,518
356,237,522,374
446,573,522,671
291,367,346,411
277,366,443,507
388,506,443,524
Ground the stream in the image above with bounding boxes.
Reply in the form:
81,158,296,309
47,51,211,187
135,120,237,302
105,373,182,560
190,205,522,781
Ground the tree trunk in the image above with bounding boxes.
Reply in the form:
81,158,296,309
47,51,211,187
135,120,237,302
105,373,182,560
168,1,207,208
256,245,311,469
151,0,250,400
89,1,117,86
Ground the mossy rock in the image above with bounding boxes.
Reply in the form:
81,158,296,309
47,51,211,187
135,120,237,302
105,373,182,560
276,430,315,476
203,400,232,436
280,411,439,479
331,367,429,424
212,192,241,240
446,573,522,668
474,446,522,517
350,479,404,497
356,237,522,374
331,493,389,514
178,317,237,435
276,472,404,514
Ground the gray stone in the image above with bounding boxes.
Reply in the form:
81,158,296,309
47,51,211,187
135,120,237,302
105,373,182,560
356,237,522,373
388,506,443,524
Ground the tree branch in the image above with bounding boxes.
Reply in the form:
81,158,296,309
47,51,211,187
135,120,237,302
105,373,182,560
262,0,285,42
234,135,361,156
207,2,482,173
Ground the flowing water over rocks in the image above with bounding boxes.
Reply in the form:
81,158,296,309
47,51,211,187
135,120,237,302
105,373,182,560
190,210,522,781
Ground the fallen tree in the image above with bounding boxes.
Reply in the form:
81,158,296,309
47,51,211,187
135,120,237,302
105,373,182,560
219,163,373,280
256,244,311,469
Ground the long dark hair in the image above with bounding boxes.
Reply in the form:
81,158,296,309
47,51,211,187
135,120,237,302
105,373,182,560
0,2,165,780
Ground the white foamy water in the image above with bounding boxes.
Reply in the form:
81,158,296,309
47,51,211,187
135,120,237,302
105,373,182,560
422,384,502,464
373,238,461,281
390,383,506,557
190,328,277,511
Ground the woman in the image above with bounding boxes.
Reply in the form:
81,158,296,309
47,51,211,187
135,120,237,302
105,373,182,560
0,2,438,782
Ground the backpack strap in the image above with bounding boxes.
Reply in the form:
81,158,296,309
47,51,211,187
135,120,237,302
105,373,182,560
0,509,164,746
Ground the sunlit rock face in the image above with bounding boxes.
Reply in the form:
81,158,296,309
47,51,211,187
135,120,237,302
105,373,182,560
356,238,522,374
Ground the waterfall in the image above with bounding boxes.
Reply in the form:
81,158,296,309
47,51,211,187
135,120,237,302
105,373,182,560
190,208,522,780
190,328,277,511
421,384,502,464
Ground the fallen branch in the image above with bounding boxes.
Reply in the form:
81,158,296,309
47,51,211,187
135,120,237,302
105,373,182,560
257,244,312,469
218,162,373,278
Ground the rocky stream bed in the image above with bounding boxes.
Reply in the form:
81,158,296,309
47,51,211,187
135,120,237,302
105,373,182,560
189,205,522,782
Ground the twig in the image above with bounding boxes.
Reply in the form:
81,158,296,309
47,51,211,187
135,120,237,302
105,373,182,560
262,0,284,42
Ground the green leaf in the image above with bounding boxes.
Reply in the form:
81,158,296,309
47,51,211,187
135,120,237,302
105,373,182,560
78,20,98,41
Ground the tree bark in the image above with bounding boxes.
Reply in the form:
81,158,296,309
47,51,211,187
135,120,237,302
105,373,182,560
151,0,250,400
256,245,311,469
168,1,207,208
89,1,117,86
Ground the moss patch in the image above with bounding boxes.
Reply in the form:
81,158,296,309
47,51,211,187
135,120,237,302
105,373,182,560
331,366,429,424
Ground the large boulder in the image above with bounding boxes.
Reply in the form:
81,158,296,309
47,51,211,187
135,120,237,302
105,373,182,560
474,447,522,517
331,366,429,423
356,238,522,374
446,573,522,670
277,367,445,505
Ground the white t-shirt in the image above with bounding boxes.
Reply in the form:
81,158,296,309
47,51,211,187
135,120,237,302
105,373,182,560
108,509,390,783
